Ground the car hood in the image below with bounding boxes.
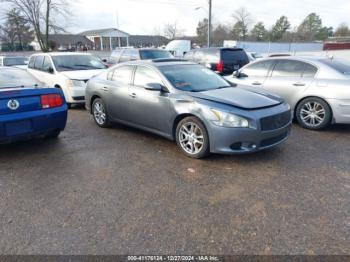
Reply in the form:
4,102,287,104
61,69,105,81
189,87,283,110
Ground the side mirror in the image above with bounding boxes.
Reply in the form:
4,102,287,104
145,83,163,91
234,71,247,78
48,67,54,74
102,59,107,63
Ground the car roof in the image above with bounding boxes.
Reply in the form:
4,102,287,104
125,59,197,67
256,55,333,64
191,47,244,52
31,52,92,57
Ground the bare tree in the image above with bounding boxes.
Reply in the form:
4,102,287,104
163,22,184,40
1,0,69,51
231,7,252,40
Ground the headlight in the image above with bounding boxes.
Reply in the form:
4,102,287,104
210,109,249,128
66,79,85,87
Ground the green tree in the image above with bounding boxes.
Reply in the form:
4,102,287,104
212,24,230,46
0,8,33,51
297,13,329,41
250,22,268,41
196,18,208,46
270,16,291,41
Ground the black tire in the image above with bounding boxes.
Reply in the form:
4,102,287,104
92,98,111,128
176,116,210,159
296,97,332,130
45,130,61,139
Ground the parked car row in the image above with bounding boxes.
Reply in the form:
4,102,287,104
0,48,349,158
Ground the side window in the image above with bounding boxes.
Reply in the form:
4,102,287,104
272,60,305,77
28,57,36,69
303,63,318,78
111,50,122,62
111,65,133,84
241,61,274,77
42,56,53,73
134,66,163,86
34,56,44,70
119,50,133,63
129,50,139,60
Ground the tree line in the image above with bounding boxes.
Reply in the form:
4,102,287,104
0,0,68,52
196,7,350,46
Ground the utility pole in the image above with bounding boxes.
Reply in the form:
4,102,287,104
208,0,212,48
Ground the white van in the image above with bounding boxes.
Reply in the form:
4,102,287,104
27,52,107,107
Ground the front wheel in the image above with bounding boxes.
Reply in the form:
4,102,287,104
92,98,111,128
296,97,332,130
176,116,210,159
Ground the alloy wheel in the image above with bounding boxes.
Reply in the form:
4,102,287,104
179,122,205,155
93,100,107,125
300,101,326,128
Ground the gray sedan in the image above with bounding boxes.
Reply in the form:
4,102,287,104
227,56,350,130
85,59,292,158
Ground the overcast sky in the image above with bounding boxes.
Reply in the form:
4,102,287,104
2,0,350,35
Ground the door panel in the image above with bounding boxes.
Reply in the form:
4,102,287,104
104,65,134,121
129,66,171,133
233,60,275,88
263,60,316,106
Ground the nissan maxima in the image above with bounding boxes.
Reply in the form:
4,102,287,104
227,56,350,130
86,59,292,158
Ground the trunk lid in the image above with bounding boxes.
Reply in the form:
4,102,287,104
0,87,59,115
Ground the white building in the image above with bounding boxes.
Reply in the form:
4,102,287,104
80,28,130,51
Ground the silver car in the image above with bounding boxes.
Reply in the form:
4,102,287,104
227,56,350,130
86,59,291,158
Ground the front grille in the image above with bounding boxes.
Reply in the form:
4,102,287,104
260,132,288,147
260,111,291,131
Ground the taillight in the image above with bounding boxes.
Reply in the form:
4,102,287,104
217,61,224,73
41,94,63,109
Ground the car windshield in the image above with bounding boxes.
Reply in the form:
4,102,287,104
140,50,173,60
321,58,350,75
0,69,43,89
51,55,106,72
160,64,231,92
4,57,28,66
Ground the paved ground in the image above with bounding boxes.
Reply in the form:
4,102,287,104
0,108,349,255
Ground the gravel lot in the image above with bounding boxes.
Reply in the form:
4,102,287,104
0,108,349,255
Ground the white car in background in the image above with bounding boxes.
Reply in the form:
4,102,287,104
0,56,29,69
27,52,107,107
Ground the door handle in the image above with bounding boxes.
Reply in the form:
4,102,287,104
130,93,137,98
293,82,306,87
252,82,262,85
102,87,109,91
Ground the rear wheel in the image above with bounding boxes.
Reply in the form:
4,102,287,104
176,116,210,159
92,98,111,128
296,97,332,130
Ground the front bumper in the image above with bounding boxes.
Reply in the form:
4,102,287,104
208,122,292,154
0,106,67,143
65,85,86,104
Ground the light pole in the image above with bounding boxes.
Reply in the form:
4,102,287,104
195,0,212,48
